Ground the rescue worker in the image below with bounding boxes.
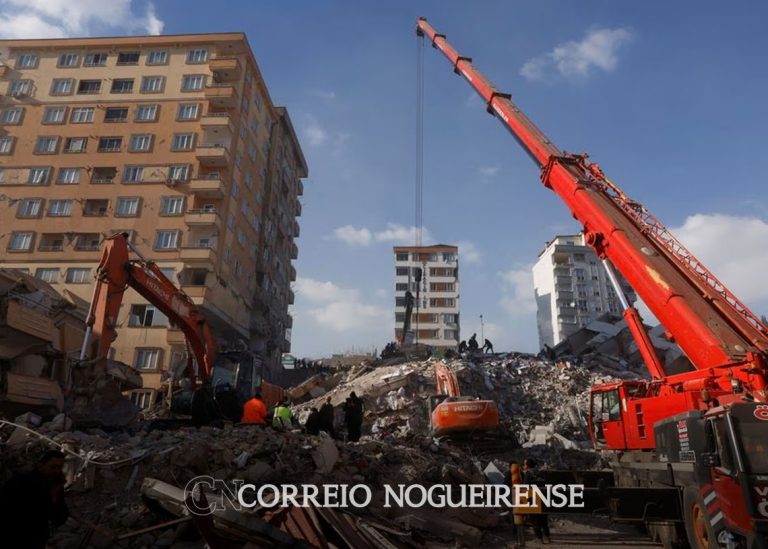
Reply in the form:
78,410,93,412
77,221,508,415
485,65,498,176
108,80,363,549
458,340,468,353
523,458,551,544
483,338,494,354
343,391,364,442
272,398,294,430
0,450,69,549
319,397,336,437
305,407,320,435
468,333,479,351
241,392,267,425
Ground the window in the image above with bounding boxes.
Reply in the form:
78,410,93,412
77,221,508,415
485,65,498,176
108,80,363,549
159,268,176,282
129,134,153,152
181,74,205,91
171,133,195,151
66,268,91,283
0,137,14,154
83,52,108,67
71,107,94,123
75,233,101,250
129,305,167,327
63,137,88,153
248,144,256,161
8,232,33,251
0,107,23,124
83,199,109,216
35,136,59,154
130,107,158,127
396,267,409,276
249,118,259,133
111,79,134,93
116,197,140,216
91,167,116,184
186,269,208,285
56,168,80,185
50,78,74,96
237,229,246,246
57,53,79,67
8,80,32,96
123,166,144,183
168,165,190,181
98,137,122,152
134,349,160,370
146,50,168,65
574,253,586,262
154,230,179,250
254,93,262,111
16,54,38,69
104,107,128,122
395,283,408,292
35,268,59,283
117,52,140,65
141,76,164,93
186,48,208,63
77,80,101,94
42,107,66,124
176,103,200,120
160,196,185,216
227,213,235,230
17,199,42,218
48,199,73,216
231,181,239,198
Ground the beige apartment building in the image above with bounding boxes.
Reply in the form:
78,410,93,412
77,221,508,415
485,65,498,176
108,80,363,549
0,33,306,392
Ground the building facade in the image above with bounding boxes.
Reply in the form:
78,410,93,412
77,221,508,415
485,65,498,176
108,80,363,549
532,234,636,349
0,33,306,391
393,245,459,349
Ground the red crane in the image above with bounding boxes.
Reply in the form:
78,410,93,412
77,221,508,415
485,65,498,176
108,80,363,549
417,17,768,548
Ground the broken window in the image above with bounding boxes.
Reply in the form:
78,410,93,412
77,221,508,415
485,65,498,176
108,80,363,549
129,304,168,327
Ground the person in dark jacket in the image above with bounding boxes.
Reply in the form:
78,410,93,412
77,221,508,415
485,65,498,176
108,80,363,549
305,407,320,435
0,450,69,549
523,458,551,544
318,397,335,437
458,340,468,353
483,338,494,354
468,333,479,351
343,392,364,442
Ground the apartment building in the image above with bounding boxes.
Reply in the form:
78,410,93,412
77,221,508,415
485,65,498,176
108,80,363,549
393,244,460,349
532,234,636,349
0,33,307,390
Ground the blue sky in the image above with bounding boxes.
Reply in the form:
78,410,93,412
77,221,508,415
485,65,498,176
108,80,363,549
3,1,768,357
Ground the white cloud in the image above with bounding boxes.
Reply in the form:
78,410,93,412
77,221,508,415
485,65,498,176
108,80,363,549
498,266,536,315
374,223,432,244
457,241,482,264
309,90,337,100
375,288,387,299
333,225,372,246
521,27,632,82
478,165,500,178
302,115,328,147
0,0,164,38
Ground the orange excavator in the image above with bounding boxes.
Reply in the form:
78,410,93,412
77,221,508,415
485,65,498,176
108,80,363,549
429,361,499,437
80,232,284,424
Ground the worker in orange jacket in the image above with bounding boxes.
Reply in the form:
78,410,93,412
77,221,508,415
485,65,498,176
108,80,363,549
241,392,267,425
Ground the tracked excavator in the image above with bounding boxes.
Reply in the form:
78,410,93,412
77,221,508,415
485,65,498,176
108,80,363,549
418,17,768,548
80,232,284,425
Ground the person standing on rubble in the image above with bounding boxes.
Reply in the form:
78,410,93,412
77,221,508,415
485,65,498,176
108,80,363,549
458,340,468,354
343,391,364,442
523,458,551,544
241,392,267,425
0,449,69,549
305,407,321,435
319,397,336,437
468,333,479,352
483,338,495,354
272,398,295,430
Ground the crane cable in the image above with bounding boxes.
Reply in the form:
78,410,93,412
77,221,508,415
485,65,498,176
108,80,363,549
414,32,425,344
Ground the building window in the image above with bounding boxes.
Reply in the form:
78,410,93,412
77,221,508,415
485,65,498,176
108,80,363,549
171,133,195,151
57,53,79,67
66,268,91,283
70,107,94,123
83,52,108,67
135,104,159,121
73,233,101,251
237,229,246,246
0,137,14,155
0,107,23,125
8,232,34,251
104,107,129,122
98,137,122,152
15,53,38,68
50,78,74,96
254,93,262,111
154,230,179,250
123,166,144,183
116,52,140,65
77,80,101,94
48,199,73,216
231,181,239,198
186,48,208,63
180,74,205,91
227,213,235,230
396,253,409,261
141,76,164,93
115,197,140,217
129,134,153,152
129,305,167,327
146,50,168,65
444,314,457,324
56,168,80,185
160,196,185,216
395,283,408,291
176,103,200,120
89,167,115,184
396,267,409,276
134,348,161,370
63,137,88,153
168,165,190,181
110,79,134,94
35,268,59,283
17,199,42,218
8,80,32,96
34,136,59,154
42,107,66,124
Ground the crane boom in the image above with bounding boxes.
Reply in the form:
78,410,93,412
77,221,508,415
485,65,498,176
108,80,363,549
416,18,768,379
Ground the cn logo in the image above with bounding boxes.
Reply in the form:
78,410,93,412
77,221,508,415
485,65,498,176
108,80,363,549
754,405,768,421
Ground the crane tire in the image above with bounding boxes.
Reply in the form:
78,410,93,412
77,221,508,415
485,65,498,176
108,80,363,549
684,487,716,549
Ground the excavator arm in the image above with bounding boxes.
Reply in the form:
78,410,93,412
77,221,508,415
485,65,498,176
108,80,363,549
82,232,215,388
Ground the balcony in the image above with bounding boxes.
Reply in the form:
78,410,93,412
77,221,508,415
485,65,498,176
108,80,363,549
166,329,186,345
184,209,222,229
180,245,218,263
289,241,298,260
293,221,300,238
295,200,302,217
200,112,234,134
196,144,230,167
297,180,304,196
287,289,295,305
204,84,238,109
209,57,242,81
189,177,225,198
289,264,296,281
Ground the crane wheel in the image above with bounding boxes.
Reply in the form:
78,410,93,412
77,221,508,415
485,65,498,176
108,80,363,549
684,488,714,549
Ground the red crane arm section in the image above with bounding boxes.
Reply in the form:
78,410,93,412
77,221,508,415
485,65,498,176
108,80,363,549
416,18,768,372
434,361,461,397
85,233,216,387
